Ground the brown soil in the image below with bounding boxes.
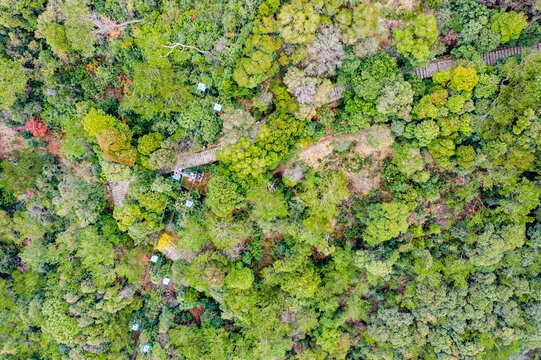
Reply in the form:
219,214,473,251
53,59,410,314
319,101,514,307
434,200,450,228
256,233,283,276
189,305,204,326
299,135,337,168
298,126,394,194
0,123,24,160
236,98,253,113
379,0,416,12
181,171,211,194
0,123,68,168
104,187,115,210
138,252,152,288
45,133,67,166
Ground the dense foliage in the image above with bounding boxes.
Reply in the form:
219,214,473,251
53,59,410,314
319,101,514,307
1,0,541,359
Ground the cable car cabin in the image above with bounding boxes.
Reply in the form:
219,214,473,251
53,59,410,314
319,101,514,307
150,254,159,263
197,82,207,92
174,169,203,183
172,170,182,181
185,170,204,182
131,323,140,331
185,199,194,208
143,344,151,353
163,277,171,285
213,103,222,112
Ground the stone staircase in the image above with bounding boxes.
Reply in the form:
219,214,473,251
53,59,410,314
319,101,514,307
160,246,183,261
109,180,131,207
328,85,347,103
157,147,222,174
410,42,541,79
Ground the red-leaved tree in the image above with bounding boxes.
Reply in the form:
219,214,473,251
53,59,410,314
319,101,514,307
25,117,49,138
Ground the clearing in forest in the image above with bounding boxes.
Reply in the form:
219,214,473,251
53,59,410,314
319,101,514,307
298,125,394,194
0,122,23,160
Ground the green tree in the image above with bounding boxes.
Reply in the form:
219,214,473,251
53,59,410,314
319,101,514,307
376,81,414,118
428,138,456,169
138,192,167,213
148,148,176,170
362,202,410,245
456,145,475,168
123,60,192,118
414,120,440,147
277,0,320,44
0,57,29,110
392,141,426,176
336,4,380,45
177,215,208,252
137,132,163,155
465,223,525,268
100,161,132,182
81,108,116,138
247,182,289,222
0,0,46,30
300,171,350,234
217,113,305,179
233,33,282,88
393,14,438,64
412,95,439,119
41,297,81,346
355,249,400,279
113,204,141,231
95,124,137,167
206,174,245,218
53,175,105,227
37,22,71,58
490,9,528,44
36,0,96,57
225,266,255,290
81,108,137,166
449,66,479,93
0,150,45,195
475,73,500,99
221,107,258,145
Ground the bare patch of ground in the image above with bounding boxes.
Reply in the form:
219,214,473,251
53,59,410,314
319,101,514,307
0,123,68,168
379,0,415,12
236,98,253,113
433,200,451,228
347,126,394,194
298,126,394,194
0,123,24,160
299,135,339,168
138,252,153,289
45,133,67,166
255,233,283,276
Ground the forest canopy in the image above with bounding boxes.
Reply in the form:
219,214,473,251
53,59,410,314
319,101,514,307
1,0,541,359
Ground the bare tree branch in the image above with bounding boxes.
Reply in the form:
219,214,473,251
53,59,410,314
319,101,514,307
93,19,144,34
160,42,210,58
